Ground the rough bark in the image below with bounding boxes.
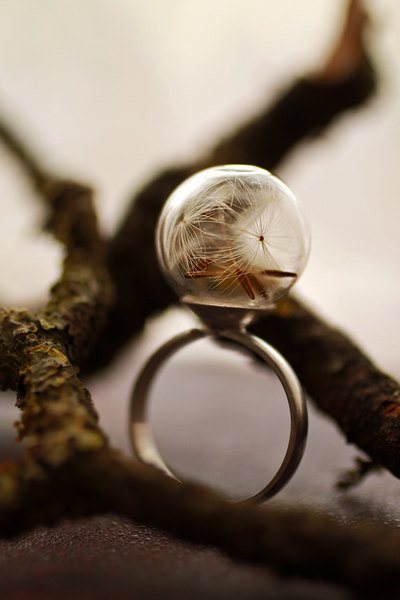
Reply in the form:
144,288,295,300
254,299,400,478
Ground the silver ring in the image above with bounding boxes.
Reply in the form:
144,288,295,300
129,327,307,503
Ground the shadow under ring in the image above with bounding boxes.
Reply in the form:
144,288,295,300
129,328,307,503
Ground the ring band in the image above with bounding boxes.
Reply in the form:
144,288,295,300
129,328,307,503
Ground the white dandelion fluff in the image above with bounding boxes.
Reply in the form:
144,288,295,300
157,165,310,308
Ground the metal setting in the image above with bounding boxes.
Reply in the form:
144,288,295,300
129,324,307,504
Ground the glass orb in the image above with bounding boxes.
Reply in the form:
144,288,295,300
157,165,310,309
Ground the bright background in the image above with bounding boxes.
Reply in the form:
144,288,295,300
0,0,399,507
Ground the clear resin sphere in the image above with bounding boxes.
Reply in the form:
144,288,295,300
157,165,310,309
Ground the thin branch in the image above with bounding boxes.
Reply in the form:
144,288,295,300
0,115,113,366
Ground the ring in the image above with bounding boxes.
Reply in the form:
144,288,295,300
129,165,311,502
129,325,307,503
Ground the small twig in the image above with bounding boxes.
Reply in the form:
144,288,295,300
336,457,381,490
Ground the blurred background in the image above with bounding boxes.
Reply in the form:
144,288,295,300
0,0,399,509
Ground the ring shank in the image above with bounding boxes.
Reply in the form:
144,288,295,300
129,328,307,503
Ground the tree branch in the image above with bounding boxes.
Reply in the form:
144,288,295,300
253,298,400,479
